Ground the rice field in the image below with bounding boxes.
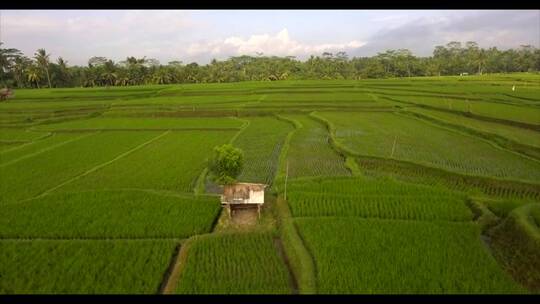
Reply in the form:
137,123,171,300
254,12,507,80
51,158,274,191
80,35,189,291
0,128,49,142
387,94,540,125
286,177,472,221
176,233,292,294
0,132,84,165
233,116,293,184
1,74,539,294
408,108,540,149
295,217,525,294
58,130,236,194
0,190,221,239
0,131,161,203
32,117,244,131
0,240,176,294
318,111,540,182
281,114,350,179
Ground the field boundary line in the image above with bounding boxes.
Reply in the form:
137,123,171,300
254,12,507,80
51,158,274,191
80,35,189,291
291,215,473,223
309,111,540,187
0,132,53,153
0,131,53,148
276,196,317,294
29,130,171,200
382,95,540,131
230,116,251,144
0,237,185,241
161,238,194,294
37,127,242,132
395,111,540,164
0,132,95,168
308,112,354,177
399,110,540,163
8,188,219,206
273,236,299,294
272,114,301,193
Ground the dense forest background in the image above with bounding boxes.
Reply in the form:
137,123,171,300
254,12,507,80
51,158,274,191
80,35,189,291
1,41,539,88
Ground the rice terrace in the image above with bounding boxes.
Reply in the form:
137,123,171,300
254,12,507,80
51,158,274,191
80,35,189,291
0,9,540,296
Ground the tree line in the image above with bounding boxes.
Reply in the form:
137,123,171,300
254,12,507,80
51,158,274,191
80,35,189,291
0,41,539,89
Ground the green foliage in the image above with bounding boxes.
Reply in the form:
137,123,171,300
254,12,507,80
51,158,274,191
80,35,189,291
0,240,176,294
296,217,525,294
0,190,221,238
208,144,244,185
176,232,291,294
2,42,540,89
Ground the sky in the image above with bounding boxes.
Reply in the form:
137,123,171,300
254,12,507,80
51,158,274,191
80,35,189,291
1,10,539,66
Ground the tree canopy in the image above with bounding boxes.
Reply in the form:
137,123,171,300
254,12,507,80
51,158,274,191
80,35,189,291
208,144,244,185
1,41,539,88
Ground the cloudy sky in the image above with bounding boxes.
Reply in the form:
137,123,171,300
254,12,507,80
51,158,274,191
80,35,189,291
1,10,538,65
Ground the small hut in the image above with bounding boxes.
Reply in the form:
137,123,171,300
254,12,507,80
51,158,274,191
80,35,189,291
0,88,13,101
220,182,267,218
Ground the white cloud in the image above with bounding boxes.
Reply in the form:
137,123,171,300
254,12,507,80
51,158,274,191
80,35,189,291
185,28,365,59
1,10,199,64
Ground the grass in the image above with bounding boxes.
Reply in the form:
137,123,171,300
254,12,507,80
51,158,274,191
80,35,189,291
233,116,293,184
0,240,176,294
286,177,472,221
0,190,221,239
176,232,292,294
318,111,540,183
295,217,525,294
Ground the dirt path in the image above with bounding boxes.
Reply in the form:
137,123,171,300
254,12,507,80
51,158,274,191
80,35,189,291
274,237,299,294
159,243,183,294
160,238,195,294
231,208,258,226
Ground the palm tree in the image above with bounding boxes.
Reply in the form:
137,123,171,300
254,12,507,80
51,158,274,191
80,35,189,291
101,71,117,86
34,49,52,88
26,64,42,88
56,57,71,87
151,68,172,85
475,49,487,75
